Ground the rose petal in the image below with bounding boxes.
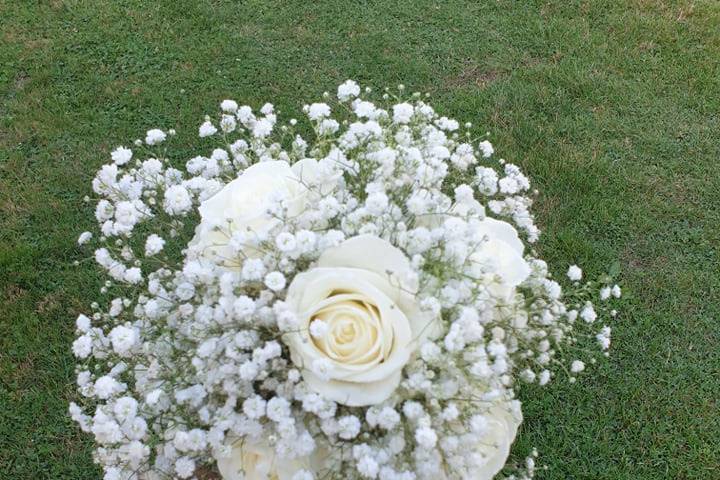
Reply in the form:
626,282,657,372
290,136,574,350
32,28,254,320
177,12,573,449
318,235,417,292
475,217,524,256
302,368,404,408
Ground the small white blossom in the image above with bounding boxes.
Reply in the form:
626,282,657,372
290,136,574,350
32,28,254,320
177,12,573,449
357,456,379,478
260,103,274,115
403,401,424,420
243,396,267,419
567,265,582,281
580,303,597,323
308,102,331,120
144,234,165,256
233,295,256,318
571,360,586,373
72,335,93,358
76,314,91,332
174,457,195,478
220,115,236,133
597,327,612,350
377,407,400,430
239,361,259,381
309,319,329,338
242,259,266,281
337,80,361,101
113,396,138,421
252,118,273,138
220,99,238,113
163,185,192,215
124,268,142,284
94,376,123,399
264,271,287,291
78,231,92,245
478,140,494,157
199,121,217,137
275,232,297,252
111,146,133,165
338,415,361,439
266,397,291,422
392,103,414,124
600,286,611,300
145,129,166,145
109,325,139,355
414,426,437,449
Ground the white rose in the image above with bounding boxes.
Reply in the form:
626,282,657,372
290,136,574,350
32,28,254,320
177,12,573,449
440,400,522,480
467,217,530,300
190,160,326,268
475,401,522,479
216,440,324,480
284,235,439,407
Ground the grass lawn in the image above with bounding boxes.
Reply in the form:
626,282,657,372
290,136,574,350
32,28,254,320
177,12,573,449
1,0,719,478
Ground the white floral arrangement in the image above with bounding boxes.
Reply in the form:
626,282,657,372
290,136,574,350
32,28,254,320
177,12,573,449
71,81,620,480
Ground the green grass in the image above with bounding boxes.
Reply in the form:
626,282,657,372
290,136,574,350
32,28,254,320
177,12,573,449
1,0,719,478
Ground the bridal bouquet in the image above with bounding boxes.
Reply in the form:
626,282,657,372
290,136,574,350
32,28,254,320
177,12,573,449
71,81,620,480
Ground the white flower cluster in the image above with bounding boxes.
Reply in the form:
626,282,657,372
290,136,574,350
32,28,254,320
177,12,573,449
72,81,620,480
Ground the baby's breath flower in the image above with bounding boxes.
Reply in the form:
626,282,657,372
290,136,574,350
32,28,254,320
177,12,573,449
571,360,586,373
220,99,238,113
264,271,286,291
144,234,165,256
478,140,494,158
111,146,133,165
78,231,92,245
145,129,166,145
337,80,361,101
567,265,582,281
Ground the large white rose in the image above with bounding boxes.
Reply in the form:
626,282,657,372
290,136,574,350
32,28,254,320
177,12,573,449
283,235,439,407
190,159,325,268
216,439,325,480
467,217,530,300
474,401,522,480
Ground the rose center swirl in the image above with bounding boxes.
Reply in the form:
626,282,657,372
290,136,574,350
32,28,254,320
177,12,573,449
309,292,392,365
